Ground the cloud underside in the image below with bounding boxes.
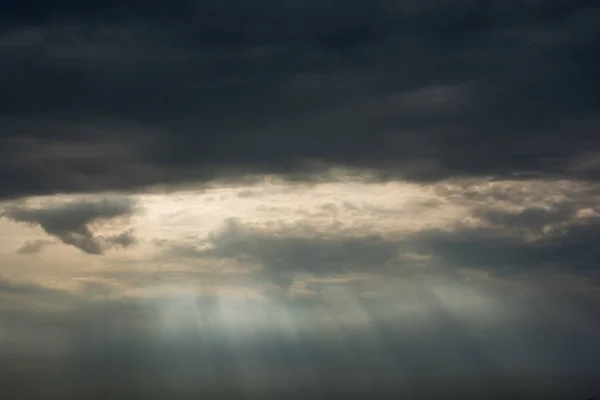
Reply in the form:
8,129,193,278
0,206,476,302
0,1,599,199
1,198,137,254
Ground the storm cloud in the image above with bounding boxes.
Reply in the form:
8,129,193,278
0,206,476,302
1,0,599,199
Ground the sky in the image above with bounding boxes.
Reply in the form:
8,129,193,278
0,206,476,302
1,1,600,399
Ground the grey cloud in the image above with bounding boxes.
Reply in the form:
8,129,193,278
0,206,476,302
16,239,54,255
473,203,583,235
1,1,599,198
236,189,261,198
170,219,401,286
412,214,600,277
1,197,137,254
103,229,137,250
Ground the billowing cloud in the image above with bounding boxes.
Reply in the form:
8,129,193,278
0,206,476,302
1,197,137,254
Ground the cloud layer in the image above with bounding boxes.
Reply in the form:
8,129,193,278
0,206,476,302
1,0,599,198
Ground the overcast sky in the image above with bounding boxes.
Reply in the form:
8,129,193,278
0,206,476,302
1,1,600,399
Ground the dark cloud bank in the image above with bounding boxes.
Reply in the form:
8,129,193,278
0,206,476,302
1,0,599,198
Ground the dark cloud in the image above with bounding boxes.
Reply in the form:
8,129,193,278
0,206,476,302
103,229,137,249
1,197,137,254
411,213,600,278
166,219,400,286
1,1,599,198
